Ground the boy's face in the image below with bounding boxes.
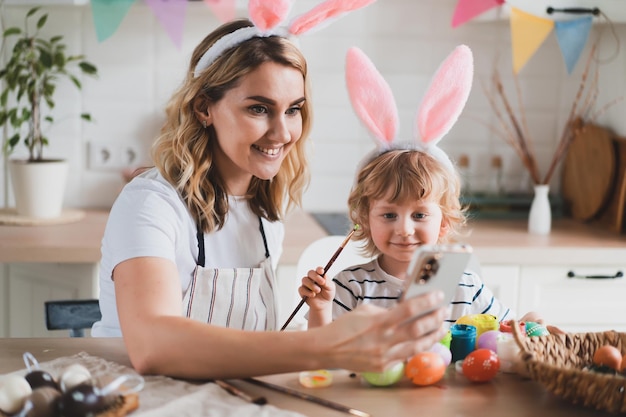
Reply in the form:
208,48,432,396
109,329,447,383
368,195,448,278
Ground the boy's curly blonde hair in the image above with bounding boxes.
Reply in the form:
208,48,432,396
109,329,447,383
348,149,466,256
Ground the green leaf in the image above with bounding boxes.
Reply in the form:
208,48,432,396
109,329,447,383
26,7,41,18
8,133,20,149
39,50,53,68
44,116,53,123
36,14,48,30
81,113,92,121
2,27,21,37
79,61,98,75
0,90,7,106
50,35,63,44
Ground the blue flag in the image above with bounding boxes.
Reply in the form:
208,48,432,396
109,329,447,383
555,17,593,74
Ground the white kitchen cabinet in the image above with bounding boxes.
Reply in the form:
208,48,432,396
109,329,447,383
479,265,520,316
517,265,626,333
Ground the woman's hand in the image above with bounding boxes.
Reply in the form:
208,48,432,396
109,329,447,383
313,290,448,372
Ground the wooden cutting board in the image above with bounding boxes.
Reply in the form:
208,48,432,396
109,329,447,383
561,123,617,221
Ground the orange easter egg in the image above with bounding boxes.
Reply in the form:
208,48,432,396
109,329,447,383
593,345,622,370
405,352,446,386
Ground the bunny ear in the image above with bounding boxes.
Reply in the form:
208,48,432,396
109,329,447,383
416,44,473,146
346,47,398,146
289,0,376,35
249,0,293,32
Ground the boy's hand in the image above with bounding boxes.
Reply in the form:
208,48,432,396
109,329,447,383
298,266,336,311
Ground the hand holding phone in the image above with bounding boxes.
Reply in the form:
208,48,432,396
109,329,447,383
398,244,473,308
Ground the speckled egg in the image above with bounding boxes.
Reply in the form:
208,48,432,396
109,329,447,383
405,352,446,386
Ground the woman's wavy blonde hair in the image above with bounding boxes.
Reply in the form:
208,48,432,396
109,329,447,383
348,149,467,256
152,19,311,233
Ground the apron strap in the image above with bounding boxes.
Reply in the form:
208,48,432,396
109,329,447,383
258,217,270,259
196,223,206,267
195,216,270,267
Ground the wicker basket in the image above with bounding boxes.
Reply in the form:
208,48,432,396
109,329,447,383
511,321,626,414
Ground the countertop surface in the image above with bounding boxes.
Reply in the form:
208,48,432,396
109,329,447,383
0,208,624,265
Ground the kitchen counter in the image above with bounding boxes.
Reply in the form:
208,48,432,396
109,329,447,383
0,208,624,265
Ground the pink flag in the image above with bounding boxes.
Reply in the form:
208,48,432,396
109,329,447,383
146,0,187,49
451,0,505,28
203,0,236,23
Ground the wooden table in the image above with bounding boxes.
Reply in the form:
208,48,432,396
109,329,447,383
0,338,617,417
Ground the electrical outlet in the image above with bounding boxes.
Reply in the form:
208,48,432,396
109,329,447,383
88,142,143,171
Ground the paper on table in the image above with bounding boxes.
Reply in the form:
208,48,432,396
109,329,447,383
10,352,305,417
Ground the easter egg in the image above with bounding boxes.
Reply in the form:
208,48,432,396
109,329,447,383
593,345,622,370
60,364,92,391
28,386,62,417
405,352,446,386
525,322,550,337
477,330,501,352
298,370,333,388
0,374,33,414
25,370,59,391
362,362,405,387
462,348,500,382
56,383,111,417
429,342,452,366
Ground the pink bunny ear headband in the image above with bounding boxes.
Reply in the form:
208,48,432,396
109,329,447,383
193,0,377,78
345,44,474,174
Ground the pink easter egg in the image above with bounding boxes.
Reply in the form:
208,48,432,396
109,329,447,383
477,330,500,352
429,342,452,366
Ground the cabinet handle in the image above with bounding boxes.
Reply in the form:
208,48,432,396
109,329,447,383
567,270,624,279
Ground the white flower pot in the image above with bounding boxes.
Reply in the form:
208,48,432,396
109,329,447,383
9,159,69,219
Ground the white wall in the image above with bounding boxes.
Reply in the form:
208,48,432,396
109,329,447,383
1,0,625,213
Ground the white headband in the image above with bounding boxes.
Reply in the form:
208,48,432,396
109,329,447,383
193,26,290,78
192,0,378,78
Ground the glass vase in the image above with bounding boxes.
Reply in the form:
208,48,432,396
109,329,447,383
528,184,551,235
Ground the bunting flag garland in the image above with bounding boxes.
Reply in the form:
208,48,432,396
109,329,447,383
89,0,236,49
510,7,554,74
555,16,593,74
451,0,599,75
91,0,136,43
145,0,188,49
451,0,505,28
203,0,237,24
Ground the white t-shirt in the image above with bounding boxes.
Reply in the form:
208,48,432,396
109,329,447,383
91,168,284,337
332,257,513,326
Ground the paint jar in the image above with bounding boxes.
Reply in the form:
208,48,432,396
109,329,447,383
455,314,498,344
450,324,477,362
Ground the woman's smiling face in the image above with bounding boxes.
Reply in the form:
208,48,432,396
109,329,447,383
207,61,305,195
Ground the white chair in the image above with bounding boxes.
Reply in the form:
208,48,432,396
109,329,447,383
281,236,373,330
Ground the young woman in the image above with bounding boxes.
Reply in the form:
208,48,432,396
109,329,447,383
92,13,448,380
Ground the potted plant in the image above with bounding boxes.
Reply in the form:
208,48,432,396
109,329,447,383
0,6,98,218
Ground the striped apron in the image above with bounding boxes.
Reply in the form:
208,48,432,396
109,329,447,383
182,218,279,331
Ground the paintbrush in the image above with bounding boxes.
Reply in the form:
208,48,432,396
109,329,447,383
214,379,267,405
280,224,359,331
244,377,371,417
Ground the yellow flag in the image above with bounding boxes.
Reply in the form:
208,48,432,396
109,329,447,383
510,7,554,74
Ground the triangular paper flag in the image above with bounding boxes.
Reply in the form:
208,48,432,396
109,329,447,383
555,16,593,74
451,0,505,28
91,0,135,42
203,0,236,23
146,0,187,49
510,7,554,74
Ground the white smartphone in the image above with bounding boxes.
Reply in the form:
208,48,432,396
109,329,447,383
398,243,473,307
